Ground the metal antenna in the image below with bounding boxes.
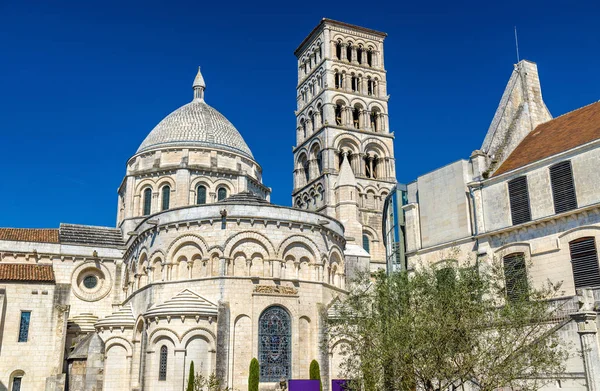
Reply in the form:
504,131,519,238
514,26,520,62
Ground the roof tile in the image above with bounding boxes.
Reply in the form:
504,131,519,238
0,228,59,243
0,264,55,282
494,101,600,176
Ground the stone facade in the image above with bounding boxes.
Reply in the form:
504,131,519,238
292,19,397,271
404,60,600,390
0,20,385,391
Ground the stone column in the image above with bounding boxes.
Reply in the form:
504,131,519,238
174,349,186,390
314,111,322,129
351,45,357,63
571,289,600,391
340,43,347,61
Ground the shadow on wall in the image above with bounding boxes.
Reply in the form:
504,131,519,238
0,381,7,391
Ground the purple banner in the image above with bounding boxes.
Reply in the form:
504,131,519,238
332,379,350,391
288,379,321,391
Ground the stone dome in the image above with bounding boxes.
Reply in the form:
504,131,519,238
136,68,254,159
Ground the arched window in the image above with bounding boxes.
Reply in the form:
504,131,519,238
259,306,292,382
317,151,323,175
351,75,358,92
159,345,168,381
303,159,310,183
357,46,363,63
352,107,360,129
217,187,227,201
335,41,342,60
161,185,170,211
363,234,370,253
9,371,24,391
334,72,341,89
335,103,343,126
346,43,352,61
143,188,152,216
197,185,207,205
370,109,380,131
503,253,528,301
301,119,306,137
318,104,324,126
367,49,373,67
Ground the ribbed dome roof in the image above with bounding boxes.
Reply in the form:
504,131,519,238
136,68,254,159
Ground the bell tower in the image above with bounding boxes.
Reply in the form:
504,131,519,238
292,19,396,271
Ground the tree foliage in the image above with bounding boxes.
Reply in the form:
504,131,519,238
189,371,231,391
187,361,195,391
327,259,569,391
249,358,259,391
309,360,322,391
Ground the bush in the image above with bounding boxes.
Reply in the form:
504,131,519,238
309,360,322,391
249,358,259,391
187,361,195,391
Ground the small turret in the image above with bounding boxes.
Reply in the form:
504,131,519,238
193,66,206,101
335,153,363,241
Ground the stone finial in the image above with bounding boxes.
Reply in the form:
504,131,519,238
193,66,206,101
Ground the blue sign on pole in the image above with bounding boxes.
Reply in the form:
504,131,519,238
288,379,321,391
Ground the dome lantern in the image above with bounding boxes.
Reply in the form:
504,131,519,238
193,66,206,102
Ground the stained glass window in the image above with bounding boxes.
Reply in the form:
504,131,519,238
11,377,21,391
217,187,227,201
259,306,291,382
362,234,370,253
159,345,168,380
161,186,170,211
18,311,30,342
197,185,207,205
143,188,152,216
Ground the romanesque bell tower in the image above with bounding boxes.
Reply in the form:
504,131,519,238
292,19,396,271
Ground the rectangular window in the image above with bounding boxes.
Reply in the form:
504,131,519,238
508,176,531,225
550,161,577,214
12,377,22,391
18,311,31,342
503,253,528,301
569,238,600,289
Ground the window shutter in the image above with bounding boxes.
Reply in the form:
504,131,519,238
508,176,531,225
569,238,600,289
503,253,528,301
550,161,577,214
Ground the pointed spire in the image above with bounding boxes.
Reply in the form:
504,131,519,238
336,152,357,188
193,66,206,101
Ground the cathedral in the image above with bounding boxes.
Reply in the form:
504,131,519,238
0,19,392,391
3,16,600,391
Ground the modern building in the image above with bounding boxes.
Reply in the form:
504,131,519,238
0,19,393,391
382,183,408,273
402,59,600,390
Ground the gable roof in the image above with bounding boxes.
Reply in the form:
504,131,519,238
59,224,124,247
0,228,59,243
494,101,600,176
0,264,55,282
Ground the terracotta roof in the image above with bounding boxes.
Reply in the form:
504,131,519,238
0,228,59,243
494,101,600,176
0,264,55,282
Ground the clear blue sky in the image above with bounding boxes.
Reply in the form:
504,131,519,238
1,0,599,228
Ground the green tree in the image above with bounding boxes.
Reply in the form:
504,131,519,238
327,259,568,391
191,371,231,391
187,361,195,391
309,360,322,391
248,358,259,391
